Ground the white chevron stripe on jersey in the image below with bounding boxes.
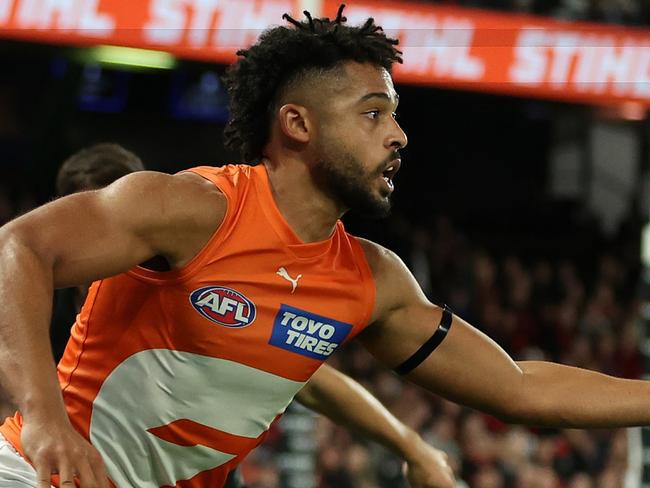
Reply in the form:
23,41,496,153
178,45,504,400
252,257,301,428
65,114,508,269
89,349,305,487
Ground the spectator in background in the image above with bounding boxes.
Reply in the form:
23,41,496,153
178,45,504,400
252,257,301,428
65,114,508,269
51,143,146,361
0,141,641,486
321,213,639,487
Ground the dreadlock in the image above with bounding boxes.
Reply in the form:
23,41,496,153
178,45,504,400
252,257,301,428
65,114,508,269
223,4,402,162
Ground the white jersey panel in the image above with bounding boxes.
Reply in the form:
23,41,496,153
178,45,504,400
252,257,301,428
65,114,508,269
89,349,305,487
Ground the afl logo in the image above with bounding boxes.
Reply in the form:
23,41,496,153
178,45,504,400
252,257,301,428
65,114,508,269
190,286,256,328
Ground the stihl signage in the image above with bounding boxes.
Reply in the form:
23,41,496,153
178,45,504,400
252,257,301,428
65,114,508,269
0,0,293,62
327,0,650,105
2,0,650,105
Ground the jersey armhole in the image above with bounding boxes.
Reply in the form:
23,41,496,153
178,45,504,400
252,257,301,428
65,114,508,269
347,234,377,332
126,167,236,285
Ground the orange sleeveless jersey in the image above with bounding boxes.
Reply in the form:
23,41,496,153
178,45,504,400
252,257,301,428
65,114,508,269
1,164,375,487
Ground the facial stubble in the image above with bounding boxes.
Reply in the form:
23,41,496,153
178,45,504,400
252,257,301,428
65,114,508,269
312,146,392,219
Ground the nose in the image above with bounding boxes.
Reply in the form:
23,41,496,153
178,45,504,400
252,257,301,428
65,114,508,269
387,118,408,150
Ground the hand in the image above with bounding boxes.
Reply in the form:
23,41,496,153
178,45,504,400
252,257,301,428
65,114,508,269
21,416,109,488
402,439,455,488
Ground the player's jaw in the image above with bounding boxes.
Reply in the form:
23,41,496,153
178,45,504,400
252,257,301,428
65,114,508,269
313,148,400,218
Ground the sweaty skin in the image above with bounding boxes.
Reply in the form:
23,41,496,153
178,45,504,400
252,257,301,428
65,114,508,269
0,61,649,488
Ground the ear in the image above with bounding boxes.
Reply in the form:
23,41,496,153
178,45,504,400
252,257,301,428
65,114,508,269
277,104,312,144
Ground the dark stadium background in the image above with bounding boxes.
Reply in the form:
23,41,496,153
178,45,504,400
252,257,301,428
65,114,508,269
1,1,649,485
2,41,634,260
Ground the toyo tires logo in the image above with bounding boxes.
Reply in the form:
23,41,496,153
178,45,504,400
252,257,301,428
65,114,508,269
268,304,352,360
190,286,256,328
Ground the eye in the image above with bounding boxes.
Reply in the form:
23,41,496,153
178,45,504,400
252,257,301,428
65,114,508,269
392,111,399,120
364,110,380,120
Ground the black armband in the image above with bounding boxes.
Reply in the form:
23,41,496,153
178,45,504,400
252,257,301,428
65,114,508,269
394,305,453,376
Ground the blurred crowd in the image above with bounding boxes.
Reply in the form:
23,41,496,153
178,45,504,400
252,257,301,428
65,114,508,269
0,166,643,487
0,0,647,483
438,0,650,25
242,214,642,487
0,170,643,487
0,169,643,488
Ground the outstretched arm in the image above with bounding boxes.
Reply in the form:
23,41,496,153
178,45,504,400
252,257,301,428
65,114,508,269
295,364,454,488
357,239,650,429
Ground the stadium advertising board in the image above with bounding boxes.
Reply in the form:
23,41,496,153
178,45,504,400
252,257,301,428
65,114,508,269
0,0,294,62
1,0,650,106
325,0,650,106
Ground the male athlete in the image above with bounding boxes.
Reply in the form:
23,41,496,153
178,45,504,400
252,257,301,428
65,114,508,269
1,6,649,488
47,142,453,488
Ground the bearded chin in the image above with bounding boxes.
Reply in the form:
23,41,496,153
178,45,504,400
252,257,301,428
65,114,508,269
313,155,392,219
346,185,392,219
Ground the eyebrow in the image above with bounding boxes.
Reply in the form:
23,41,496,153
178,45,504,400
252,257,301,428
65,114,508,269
358,92,400,104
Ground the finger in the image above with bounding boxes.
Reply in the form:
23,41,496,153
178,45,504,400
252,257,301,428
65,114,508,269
88,450,109,488
93,454,110,488
35,463,54,488
58,462,75,487
76,458,100,488
78,452,111,488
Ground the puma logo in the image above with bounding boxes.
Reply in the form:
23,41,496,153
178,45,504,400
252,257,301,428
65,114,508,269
276,267,302,294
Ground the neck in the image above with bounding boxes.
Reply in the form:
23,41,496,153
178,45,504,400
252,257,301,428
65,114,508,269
262,156,345,243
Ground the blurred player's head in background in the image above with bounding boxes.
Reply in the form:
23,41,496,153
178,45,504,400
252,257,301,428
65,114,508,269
224,5,407,218
56,143,144,196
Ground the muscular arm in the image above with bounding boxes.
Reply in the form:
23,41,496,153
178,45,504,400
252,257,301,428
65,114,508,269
295,365,453,488
0,171,225,486
358,240,650,429
296,365,424,457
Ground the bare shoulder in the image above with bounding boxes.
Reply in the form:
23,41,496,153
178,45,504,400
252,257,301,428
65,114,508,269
101,170,227,267
355,237,427,321
171,171,227,220
356,237,403,278
0,169,230,286
106,170,224,210
103,170,224,223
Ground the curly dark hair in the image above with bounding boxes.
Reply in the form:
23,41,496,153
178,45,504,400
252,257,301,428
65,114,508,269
223,4,402,162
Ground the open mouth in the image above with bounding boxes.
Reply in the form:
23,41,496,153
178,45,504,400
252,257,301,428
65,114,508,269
381,158,401,189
